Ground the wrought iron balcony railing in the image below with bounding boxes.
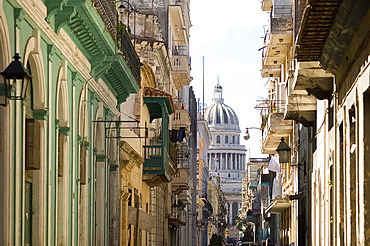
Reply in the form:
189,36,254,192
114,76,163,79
120,32,141,85
94,0,141,86
94,0,117,41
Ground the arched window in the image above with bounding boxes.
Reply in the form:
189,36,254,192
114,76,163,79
216,135,220,143
225,136,228,144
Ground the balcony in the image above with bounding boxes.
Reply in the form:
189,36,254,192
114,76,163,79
143,87,175,185
261,7,293,77
143,145,171,184
44,0,141,104
178,189,192,204
172,101,191,132
172,46,191,90
291,61,333,100
172,168,190,193
169,5,188,44
262,113,293,154
265,197,291,214
94,0,141,87
285,90,317,126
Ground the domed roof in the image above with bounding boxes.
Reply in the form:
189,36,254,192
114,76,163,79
214,84,222,90
205,102,239,127
205,81,239,129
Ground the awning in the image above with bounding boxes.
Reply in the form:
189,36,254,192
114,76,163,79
128,206,156,232
168,217,186,227
265,198,291,214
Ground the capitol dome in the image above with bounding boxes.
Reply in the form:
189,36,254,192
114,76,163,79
205,81,240,130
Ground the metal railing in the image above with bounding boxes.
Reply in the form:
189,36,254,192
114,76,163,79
94,0,117,39
94,0,141,86
120,32,141,85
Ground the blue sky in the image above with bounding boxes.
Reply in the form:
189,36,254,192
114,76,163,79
189,0,270,158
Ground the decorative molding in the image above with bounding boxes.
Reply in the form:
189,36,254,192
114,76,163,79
120,141,144,171
110,164,119,171
14,8,26,27
80,140,90,148
55,119,61,127
47,44,63,61
71,71,83,87
33,109,49,120
96,154,106,162
59,126,71,135
16,0,120,117
120,191,131,202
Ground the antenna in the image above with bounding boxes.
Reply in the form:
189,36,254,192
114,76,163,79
202,56,205,119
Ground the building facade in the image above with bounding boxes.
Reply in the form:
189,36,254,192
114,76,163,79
0,0,140,245
256,0,370,245
118,0,194,245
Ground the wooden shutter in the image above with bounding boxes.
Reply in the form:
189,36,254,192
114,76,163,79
57,133,63,177
25,119,41,170
80,145,87,184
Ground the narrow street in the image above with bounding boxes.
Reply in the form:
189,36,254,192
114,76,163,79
1,0,370,245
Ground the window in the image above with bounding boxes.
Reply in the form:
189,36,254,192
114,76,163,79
217,135,220,143
232,136,235,144
225,136,228,144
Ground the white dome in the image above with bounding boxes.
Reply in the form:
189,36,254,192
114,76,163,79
204,81,240,130
205,102,239,128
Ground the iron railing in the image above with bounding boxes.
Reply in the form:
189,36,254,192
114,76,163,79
94,0,117,39
120,32,141,86
94,0,141,86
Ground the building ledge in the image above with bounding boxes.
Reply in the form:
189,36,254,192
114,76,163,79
265,197,290,214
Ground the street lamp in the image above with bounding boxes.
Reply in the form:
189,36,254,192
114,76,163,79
0,53,31,106
276,137,291,163
118,0,137,44
118,0,136,28
244,127,261,140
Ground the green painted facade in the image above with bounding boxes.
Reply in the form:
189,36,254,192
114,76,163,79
0,0,140,244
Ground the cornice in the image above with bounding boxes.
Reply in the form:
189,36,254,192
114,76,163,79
16,0,120,117
120,141,144,172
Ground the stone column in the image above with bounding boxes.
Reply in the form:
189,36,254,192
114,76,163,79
211,153,214,170
221,153,223,170
233,153,236,169
237,154,240,170
225,153,229,169
208,153,211,170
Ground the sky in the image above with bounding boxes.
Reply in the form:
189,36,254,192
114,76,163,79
189,0,270,158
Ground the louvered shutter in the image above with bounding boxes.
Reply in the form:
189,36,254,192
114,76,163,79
25,119,41,170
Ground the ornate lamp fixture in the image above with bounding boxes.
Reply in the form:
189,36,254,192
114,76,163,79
276,137,291,163
0,53,31,105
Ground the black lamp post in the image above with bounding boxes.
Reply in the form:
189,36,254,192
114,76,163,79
276,137,291,163
118,1,125,14
119,0,136,27
0,53,31,105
